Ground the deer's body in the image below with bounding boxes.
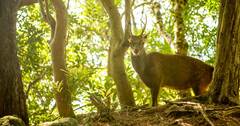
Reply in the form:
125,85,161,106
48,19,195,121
129,35,214,106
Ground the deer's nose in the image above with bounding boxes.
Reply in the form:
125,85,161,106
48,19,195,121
134,49,139,54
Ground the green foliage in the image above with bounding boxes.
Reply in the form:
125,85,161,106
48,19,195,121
17,5,57,125
185,0,219,64
16,0,218,125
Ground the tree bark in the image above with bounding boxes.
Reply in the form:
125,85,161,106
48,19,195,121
100,0,135,108
19,0,38,7
152,2,173,45
50,0,75,117
208,0,240,105
171,0,191,97
0,0,29,125
172,0,188,55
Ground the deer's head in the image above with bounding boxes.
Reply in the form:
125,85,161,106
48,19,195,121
128,34,147,56
128,16,148,56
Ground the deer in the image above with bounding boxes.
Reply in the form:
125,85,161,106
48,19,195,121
128,31,214,106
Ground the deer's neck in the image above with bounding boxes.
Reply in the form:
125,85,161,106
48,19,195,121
131,50,147,74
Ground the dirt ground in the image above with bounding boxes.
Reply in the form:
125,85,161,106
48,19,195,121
77,100,240,126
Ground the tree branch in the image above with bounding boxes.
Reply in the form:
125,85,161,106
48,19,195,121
39,0,56,42
152,2,173,45
25,72,46,98
123,0,132,47
134,0,153,10
121,0,152,20
197,104,215,126
19,0,38,7
99,0,123,42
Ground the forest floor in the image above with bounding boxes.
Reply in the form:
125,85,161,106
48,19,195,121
77,98,240,126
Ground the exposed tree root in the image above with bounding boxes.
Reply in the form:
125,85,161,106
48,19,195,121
78,99,240,126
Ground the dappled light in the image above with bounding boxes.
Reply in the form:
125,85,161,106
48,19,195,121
0,0,239,126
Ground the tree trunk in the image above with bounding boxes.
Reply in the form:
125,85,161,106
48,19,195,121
171,0,191,97
0,0,29,125
172,0,188,55
100,0,135,108
152,2,173,45
208,0,240,105
51,0,75,117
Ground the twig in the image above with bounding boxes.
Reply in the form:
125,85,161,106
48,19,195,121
89,93,110,113
223,106,240,116
197,104,215,126
74,103,92,111
164,100,214,126
224,106,240,111
164,100,200,105
121,0,153,19
133,0,154,10
26,72,46,98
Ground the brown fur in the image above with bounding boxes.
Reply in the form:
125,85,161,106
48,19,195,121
129,35,214,106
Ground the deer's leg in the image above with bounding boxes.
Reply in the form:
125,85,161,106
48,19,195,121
192,84,201,96
151,86,159,106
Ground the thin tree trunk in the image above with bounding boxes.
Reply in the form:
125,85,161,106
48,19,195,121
100,0,135,108
172,0,188,55
0,0,29,125
50,0,75,117
171,0,191,97
208,0,240,105
152,2,173,45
